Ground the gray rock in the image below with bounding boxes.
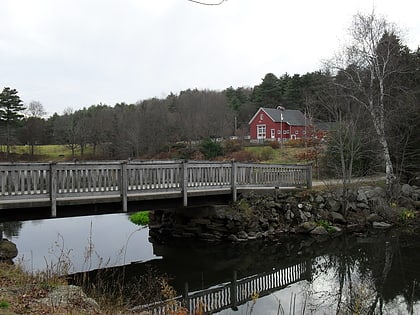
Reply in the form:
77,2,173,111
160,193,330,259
328,199,341,212
0,239,18,260
228,234,240,242
38,285,99,311
401,184,414,196
356,202,370,209
285,209,294,221
366,213,382,222
297,221,317,233
357,190,368,203
372,221,392,229
330,212,346,224
310,226,329,235
237,231,248,240
315,195,325,203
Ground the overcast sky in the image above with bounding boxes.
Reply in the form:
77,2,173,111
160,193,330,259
1,0,419,115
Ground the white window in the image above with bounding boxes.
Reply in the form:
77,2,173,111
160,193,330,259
257,125,266,139
259,114,264,120
271,129,275,139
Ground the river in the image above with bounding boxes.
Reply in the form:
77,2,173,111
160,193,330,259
3,213,420,314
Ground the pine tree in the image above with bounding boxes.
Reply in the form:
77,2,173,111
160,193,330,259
0,87,25,157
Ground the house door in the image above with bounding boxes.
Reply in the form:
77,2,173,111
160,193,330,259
271,129,275,139
257,125,266,140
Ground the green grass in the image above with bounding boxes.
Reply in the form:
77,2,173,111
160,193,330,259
129,211,150,226
245,145,309,164
9,144,94,160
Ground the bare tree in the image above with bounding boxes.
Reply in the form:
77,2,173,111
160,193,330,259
22,101,47,155
186,0,226,5
328,11,402,195
26,101,47,118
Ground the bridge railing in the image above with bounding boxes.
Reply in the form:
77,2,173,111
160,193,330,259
0,161,311,216
0,163,50,199
236,163,310,188
134,260,311,315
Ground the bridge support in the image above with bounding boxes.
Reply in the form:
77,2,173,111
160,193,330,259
50,163,57,217
182,161,188,207
231,161,237,203
231,270,238,311
120,161,128,212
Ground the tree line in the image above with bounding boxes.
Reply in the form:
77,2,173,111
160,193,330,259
1,11,419,191
0,73,334,160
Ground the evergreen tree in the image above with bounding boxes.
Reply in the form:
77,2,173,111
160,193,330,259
0,87,25,157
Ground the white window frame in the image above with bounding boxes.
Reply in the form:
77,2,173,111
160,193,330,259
257,124,266,139
271,129,275,139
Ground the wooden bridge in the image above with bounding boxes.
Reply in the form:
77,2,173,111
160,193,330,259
0,161,312,217
133,260,312,314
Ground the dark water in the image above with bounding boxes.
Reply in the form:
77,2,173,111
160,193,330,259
3,213,420,314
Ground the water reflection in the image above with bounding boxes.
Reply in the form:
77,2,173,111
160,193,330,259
5,214,157,273
4,213,420,314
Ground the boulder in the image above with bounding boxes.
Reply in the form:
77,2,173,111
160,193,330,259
237,231,248,240
401,184,414,196
0,239,18,260
38,285,99,311
310,226,329,235
296,221,317,233
366,213,383,222
330,212,346,224
327,199,341,212
372,221,392,229
315,194,324,203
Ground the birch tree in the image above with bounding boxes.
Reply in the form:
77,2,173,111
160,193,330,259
329,11,403,195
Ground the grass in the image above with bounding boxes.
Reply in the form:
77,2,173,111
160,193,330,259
245,145,311,164
7,144,95,161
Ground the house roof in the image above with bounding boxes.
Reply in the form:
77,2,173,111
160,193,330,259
249,107,307,126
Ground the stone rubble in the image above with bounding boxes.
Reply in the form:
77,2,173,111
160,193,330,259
149,184,420,242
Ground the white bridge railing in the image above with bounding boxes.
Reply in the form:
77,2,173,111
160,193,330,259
0,160,312,216
134,260,312,315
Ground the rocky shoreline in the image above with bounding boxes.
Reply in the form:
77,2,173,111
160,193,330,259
149,184,420,242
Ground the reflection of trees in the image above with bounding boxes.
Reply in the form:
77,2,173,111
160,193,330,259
307,231,420,314
1,221,23,238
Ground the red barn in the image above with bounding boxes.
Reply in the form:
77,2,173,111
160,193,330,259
249,107,308,141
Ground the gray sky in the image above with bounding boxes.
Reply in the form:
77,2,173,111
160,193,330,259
1,0,419,115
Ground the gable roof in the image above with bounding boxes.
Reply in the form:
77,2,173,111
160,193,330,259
249,107,307,126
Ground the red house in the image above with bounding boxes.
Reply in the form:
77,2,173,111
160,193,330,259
249,107,309,141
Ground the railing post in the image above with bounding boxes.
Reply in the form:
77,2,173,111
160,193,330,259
120,161,128,212
306,164,312,189
231,270,238,311
182,160,188,207
231,161,237,202
49,162,57,217
183,282,190,311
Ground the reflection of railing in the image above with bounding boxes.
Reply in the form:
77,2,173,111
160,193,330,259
136,260,311,315
0,161,312,217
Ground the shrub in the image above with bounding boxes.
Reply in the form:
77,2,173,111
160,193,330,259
223,139,243,154
0,300,9,309
129,211,150,226
267,141,280,149
228,150,258,162
258,147,275,161
200,139,224,159
399,208,416,225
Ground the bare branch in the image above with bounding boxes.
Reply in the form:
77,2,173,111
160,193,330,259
186,0,226,5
